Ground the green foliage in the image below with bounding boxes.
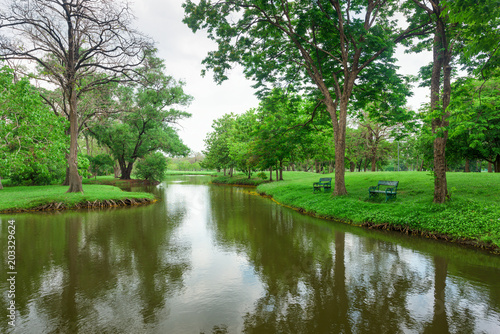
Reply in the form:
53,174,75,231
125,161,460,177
136,152,169,182
89,51,191,178
0,66,68,186
87,154,115,176
256,172,267,180
202,113,235,171
448,76,500,167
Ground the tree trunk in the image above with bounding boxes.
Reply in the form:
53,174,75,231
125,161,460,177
223,167,226,176
291,164,295,172
66,91,83,193
85,134,91,156
275,167,278,181
430,15,451,204
63,166,70,186
120,162,134,180
488,161,492,173
494,158,500,173
371,155,377,172
350,161,355,172
113,163,120,178
279,160,283,181
315,159,320,173
248,167,251,179
0,177,3,190
269,167,273,181
464,159,470,172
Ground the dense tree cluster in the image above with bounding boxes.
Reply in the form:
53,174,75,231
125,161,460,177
185,0,500,203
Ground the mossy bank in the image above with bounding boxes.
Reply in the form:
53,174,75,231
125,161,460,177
252,171,500,253
0,183,156,213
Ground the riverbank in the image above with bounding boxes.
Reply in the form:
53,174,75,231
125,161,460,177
211,174,270,186
254,171,500,252
0,182,156,213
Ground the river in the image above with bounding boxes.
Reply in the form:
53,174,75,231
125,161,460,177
1,175,499,333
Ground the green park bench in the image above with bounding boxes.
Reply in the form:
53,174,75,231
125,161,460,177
368,180,399,202
313,177,332,192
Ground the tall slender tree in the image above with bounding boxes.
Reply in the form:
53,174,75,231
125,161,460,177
0,0,151,192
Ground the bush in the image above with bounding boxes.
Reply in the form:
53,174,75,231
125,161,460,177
256,171,268,180
136,152,168,182
87,154,114,177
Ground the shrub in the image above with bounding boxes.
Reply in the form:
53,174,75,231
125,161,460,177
136,152,168,182
87,154,114,177
256,171,268,180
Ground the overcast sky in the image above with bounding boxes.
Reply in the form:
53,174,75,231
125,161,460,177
131,0,432,154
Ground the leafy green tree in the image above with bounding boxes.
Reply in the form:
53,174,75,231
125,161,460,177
202,114,236,175
0,66,68,186
448,77,500,172
229,110,259,179
136,152,169,182
89,53,191,179
183,0,430,195
87,154,115,177
0,0,151,192
253,90,316,180
444,0,500,80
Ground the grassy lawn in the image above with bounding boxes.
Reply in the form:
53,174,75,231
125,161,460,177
257,171,500,250
0,184,155,212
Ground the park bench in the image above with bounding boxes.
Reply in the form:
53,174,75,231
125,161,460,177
368,180,399,202
313,177,332,192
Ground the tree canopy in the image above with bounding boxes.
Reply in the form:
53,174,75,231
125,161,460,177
183,0,431,195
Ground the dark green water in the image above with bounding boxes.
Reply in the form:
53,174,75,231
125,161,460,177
1,175,500,333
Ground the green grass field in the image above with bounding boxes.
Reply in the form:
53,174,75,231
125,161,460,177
0,183,155,212
256,171,500,250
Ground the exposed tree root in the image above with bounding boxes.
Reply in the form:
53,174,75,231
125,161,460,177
0,198,157,214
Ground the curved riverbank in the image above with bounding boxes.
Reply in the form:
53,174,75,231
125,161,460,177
0,183,156,214
252,171,500,253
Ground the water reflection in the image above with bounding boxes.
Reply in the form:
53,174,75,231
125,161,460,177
0,176,499,333
1,201,190,333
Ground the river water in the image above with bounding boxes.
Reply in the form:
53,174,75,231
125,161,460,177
1,175,500,333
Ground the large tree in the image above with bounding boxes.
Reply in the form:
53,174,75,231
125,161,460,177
202,113,236,175
183,0,431,195
89,53,192,179
0,0,150,192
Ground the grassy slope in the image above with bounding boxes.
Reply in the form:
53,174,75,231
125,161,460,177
257,171,500,249
0,183,155,212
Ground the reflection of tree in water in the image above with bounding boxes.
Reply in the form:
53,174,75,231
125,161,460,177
1,203,191,333
208,188,352,332
207,187,500,333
